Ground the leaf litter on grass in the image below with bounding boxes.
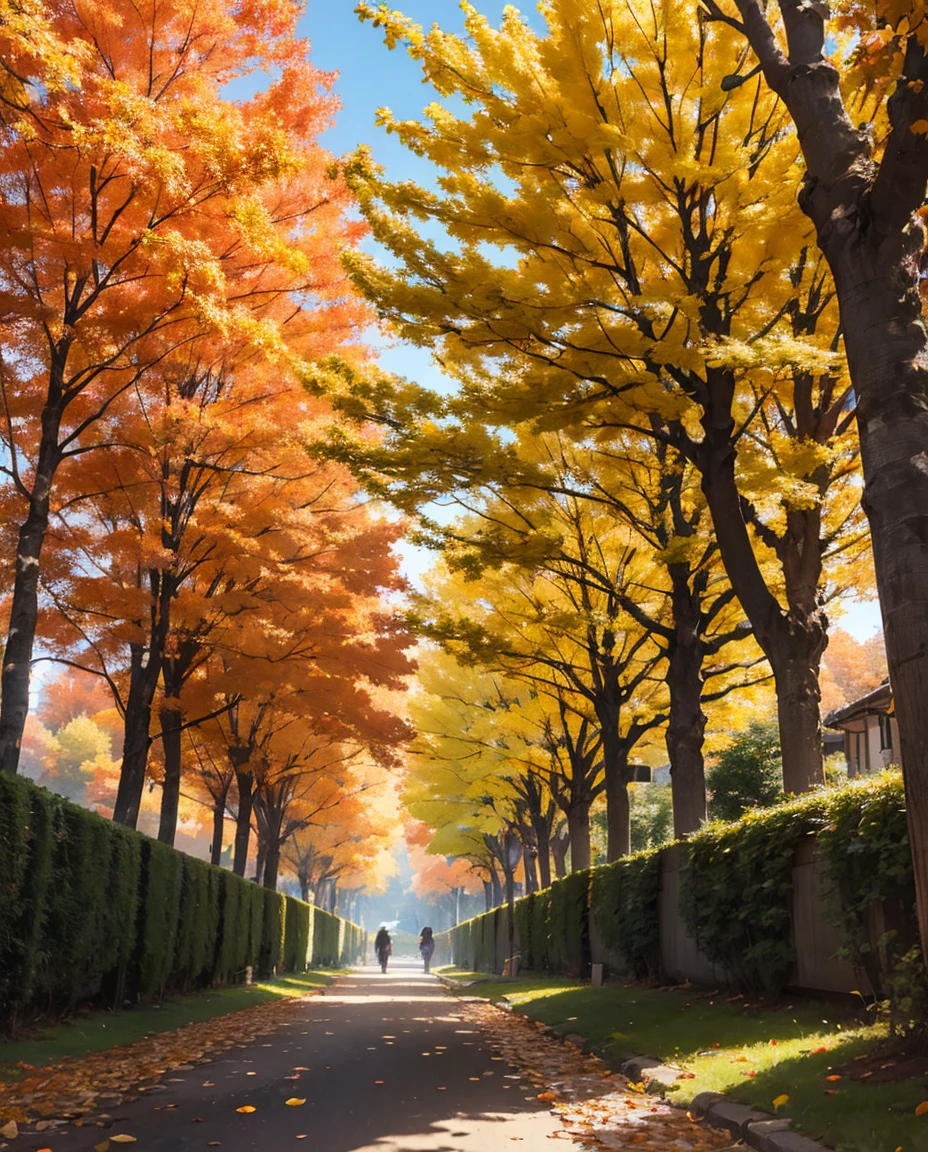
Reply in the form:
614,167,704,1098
0,991,319,1135
455,997,740,1152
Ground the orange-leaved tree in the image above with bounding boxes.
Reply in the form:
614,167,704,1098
0,0,348,776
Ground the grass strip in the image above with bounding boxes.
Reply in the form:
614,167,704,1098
0,970,340,1084
443,970,928,1152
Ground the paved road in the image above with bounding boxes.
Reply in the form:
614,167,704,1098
18,960,561,1152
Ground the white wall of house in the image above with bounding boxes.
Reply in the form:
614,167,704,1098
843,713,899,776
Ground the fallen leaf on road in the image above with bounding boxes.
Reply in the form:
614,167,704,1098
0,1121,17,1139
202,1081,215,1087
94,1142,110,1152
374,1080,384,1085
285,1098,306,1106
537,1091,557,1102
236,1105,256,1114
110,1136,137,1143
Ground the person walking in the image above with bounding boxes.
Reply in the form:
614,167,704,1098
418,926,435,974
374,926,392,973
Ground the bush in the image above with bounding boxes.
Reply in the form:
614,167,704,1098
549,871,590,975
0,774,365,1030
591,850,661,979
707,720,783,821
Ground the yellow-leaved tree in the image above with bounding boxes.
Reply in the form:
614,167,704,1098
340,0,868,803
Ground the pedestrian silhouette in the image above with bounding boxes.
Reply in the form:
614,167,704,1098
418,926,435,974
374,926,392,973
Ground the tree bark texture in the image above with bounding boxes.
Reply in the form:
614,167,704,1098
567,798,592,872
0,397,64,776
232,764,254,877
210,780,230,866
732,2,928,956
698,421,826,793
666,630,708,838
157,703,183,846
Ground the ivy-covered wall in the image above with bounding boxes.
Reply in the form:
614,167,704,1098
0,773,366,1030
450,774,915,996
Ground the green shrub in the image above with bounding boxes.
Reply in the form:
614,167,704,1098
514,893,534,968
549,870,590,975
0,776,55,1019
813,772,915,996
284,896,311,972
590,850,661,979
706,720,783,821
173,855,218,991
531,889,552,970
260,889,285,976
136,838,183,997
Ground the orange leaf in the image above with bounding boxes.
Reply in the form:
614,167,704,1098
537,1091,557,1102
826,1074,842,1082
916,1100,928,1116
285,1098,306,1106
236,1105,256,1114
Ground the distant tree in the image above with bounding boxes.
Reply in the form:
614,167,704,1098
707,721,784,822
821,629,888,711
629,784,674,853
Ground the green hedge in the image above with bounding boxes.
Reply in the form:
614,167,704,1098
590,850,661,979
450,774,917,998
0,774,364,1029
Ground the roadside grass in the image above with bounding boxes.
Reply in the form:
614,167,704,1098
0,970,341,1084
444,970,928,1152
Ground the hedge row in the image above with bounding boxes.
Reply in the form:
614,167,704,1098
451,773,915,995
0,774,365,1029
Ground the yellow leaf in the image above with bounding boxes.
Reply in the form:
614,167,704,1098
236,1105,256,1114
910,119,928,136
94,1144,109,1152
773,1094,789,1111
285,1098,306,1106
110,1138,137,1144
916,1100,928,1116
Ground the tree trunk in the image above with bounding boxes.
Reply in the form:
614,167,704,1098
263,843,280,891
0,394,63,777
665,586,708,837
232,766,254,877
698,425,826,793
567,797,592,871
551,828,569,879
604,767,631,861
112,644,159,828
157,702,183,846
522,844,539,894
210,780,230,866
298,871,310,902
483,880,492,913
532,815,553,888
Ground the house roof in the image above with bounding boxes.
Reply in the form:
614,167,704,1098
824,679,893,729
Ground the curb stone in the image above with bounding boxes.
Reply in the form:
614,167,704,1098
690,1089,830,1152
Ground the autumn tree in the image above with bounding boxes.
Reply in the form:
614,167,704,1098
0,0,352,778
342,0,868,804
820,628,888,713
708,0,928,968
